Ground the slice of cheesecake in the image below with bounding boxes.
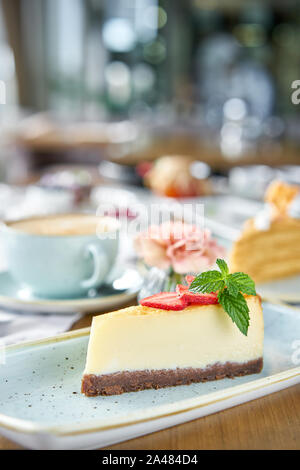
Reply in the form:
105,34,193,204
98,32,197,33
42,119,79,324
82,295,263,396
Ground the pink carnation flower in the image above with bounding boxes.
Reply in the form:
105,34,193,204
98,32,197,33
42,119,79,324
135,222,225,274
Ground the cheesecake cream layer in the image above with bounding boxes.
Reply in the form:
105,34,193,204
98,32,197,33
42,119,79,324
83,296,263,376
230,218,300,282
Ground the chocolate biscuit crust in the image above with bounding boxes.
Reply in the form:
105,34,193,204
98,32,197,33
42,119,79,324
81,358,263,396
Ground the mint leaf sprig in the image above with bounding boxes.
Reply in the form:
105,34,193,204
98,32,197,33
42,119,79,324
189,259,256,336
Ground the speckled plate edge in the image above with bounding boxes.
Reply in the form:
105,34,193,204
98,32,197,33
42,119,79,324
0,326,299,438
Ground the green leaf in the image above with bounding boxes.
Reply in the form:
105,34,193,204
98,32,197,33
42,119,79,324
187,259,255,335
226,278,239,297
218,290,250,336
228,272,256,296
216,258,229,277
189,271,224,294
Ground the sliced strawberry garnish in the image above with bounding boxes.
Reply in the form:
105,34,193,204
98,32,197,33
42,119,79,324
185,275,195,286
140,292,188,311
188,292,219,305
176,284,188,296
176,284,218,305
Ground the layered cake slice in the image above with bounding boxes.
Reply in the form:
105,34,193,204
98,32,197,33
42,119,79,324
82,262,263,396
230,180,300,283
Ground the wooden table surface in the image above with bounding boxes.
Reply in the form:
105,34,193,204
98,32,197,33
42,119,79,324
0,310,299,450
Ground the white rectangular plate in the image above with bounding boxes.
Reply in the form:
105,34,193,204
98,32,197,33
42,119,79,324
0,301,299,449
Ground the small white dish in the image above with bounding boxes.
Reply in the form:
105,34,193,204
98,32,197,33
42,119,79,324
0,267,142,314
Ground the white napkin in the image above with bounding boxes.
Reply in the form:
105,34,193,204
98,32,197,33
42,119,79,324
0,310,82,346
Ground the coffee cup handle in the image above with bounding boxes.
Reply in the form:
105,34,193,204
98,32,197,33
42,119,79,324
81,243,108,290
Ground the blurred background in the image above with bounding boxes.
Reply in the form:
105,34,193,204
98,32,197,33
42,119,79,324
0,0,300,219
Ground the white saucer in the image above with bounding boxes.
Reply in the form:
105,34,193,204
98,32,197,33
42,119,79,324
0,267,142,314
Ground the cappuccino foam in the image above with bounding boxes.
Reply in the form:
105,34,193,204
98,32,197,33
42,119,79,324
7,214,113,236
